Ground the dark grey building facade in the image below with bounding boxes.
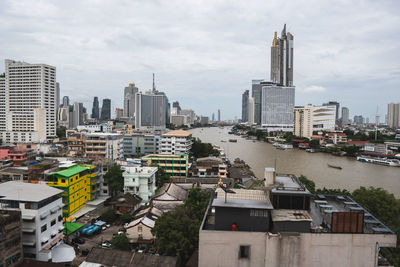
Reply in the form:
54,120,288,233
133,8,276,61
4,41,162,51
100,98,111,121
124,83,138,119
251,81,263,125
91,96,99,119
241,90,249,122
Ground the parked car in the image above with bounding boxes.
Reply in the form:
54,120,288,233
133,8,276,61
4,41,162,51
102,241,111,248
72,237,85,244
105,224,111,228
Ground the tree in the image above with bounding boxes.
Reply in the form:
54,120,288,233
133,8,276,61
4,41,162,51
121,213,132,224
154,166,170,187
104,165,124,197
56,126,66,138
111,233,130,251
341,145,360,157
298,175,315,194
152,188,211,265
99,210,117,223
190,138,219,158
309,139,320,149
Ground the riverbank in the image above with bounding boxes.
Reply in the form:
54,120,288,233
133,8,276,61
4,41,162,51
190,127,400,198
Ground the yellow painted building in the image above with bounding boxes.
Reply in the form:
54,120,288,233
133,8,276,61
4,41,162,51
141,154,189,177
47,165,98,220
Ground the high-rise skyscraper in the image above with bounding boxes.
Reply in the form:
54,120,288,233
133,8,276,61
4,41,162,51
323,101,340,120
242,90,249,122
341,107,349,125
91,96,99,119
248,97,255,125
62,96,70,108
72,102,84,128
251,80,264,125
101,99,111,121
294,105,313,138
212,113,215,122
387,103,400,129
218,109,221,122
56,82,60,119
0,59,56,143
135,92,167,131
123,82,138,119
172,101,181,115
261,83,295,132
115,108,123,119
270,24,294,86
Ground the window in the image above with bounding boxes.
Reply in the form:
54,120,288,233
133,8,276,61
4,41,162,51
61,179,65,183
239,245,250,259
138,226,142,232
58,215,63,222
250,209,268,217
41,224,47,233
25,203,31,209
50,219,56,226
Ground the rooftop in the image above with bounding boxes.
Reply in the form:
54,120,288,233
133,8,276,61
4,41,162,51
272,209,312,222
271,174,311,195
51,165,91,178
142,154,188,159
162,129,192,137
0,181,63,202
215,188,268,201
124,166,157,175
212,198,273,209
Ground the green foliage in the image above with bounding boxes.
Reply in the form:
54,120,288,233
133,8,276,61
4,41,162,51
104,165,124,197
99,210,117,223
299,175,315,194
315,187,351,196
191,138,220,158
152,188,211,265
56,126,66,138
120,213,132,224
309,139,320,149
340,145,360,157
111,233,130,251
154,165,171,187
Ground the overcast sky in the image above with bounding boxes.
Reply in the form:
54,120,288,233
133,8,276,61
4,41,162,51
0,0,399,121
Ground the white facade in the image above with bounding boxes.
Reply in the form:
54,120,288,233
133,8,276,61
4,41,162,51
76,124,113,133
387,103,400,129
170,115,189,127
294,105,313,138
125,216,155,242
312,105,336,131
181,109,196,125
261,84,295,132
160,130,192,155
248,97,255,125
0,60,56,144
0,181,64,261
123,166,157,203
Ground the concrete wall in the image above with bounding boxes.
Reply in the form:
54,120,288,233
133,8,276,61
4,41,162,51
126,223,154,241
199,230,397,267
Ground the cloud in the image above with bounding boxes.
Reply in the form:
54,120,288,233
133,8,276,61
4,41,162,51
300,85,327,93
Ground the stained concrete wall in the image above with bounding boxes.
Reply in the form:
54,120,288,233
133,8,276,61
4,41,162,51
199,230,397,267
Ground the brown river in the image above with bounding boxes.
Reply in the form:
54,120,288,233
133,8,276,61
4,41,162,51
190,127,400,198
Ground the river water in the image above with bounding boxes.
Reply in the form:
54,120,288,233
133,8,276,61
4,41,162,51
190,127,400,198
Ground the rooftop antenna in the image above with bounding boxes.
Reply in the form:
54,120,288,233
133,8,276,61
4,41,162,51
152,73,156,93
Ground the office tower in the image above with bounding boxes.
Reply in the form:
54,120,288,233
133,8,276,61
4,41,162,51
353,115,364,125
212,113,215,122
115,108,123,119
261,83,295,132
124,82,138,118
0,59,56,143
248,97,255,125
251,80,264,125
72,102,84,128
100,99,111,121
135,92,167,131
270,24,294,86
341,107,349,125
312,105,336,131
181,109,196,125
323,101,340,120
172,101,181,115
56,82,60,118
218,109,221,122
91,96,100,119
294,105,313,138
242,90,249,122
62,96,69,108
57,107,70,128
387,103,400,129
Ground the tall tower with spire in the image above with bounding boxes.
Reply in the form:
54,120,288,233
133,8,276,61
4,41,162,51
270,24,294,86
152,73,156,93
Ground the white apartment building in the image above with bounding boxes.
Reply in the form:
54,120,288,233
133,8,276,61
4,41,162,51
160,130,192,155
312,105,336,131
123,166,157,203
66,130,122,160
248,97,255,125
0,181,64,261
294,105,313,138
0,60,57,144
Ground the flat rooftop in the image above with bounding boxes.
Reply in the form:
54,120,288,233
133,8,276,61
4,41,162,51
271,173,311,195
215,188,268,201
212,198,273,209
272,209,312,222
0,181,63,202
0,167,28,174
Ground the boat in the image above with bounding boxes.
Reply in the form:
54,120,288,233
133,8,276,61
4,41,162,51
220,140,227,142
305,148,316,153
357,156,400,167
276,144,293,150
229,139,237,143
327,164,342,170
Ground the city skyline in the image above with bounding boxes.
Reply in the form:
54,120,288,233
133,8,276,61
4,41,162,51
0,1,399,120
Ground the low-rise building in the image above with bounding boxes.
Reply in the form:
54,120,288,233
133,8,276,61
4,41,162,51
190,157,227,178
159,130,192,155
108,193,142,215
199,168,397,267
0,210,23,267
122,134,159,158
142,154,189,177
0,167,28,182
151,182,188,213
0,182,64,261
47,165,98,221
123,167,157,203
326,132,347,144
125,216,155,244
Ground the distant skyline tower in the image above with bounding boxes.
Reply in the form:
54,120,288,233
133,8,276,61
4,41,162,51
270,24,294,86
100,98,111,121
62,96,70,108
218,109,221,122
212,113,215,122
341,107,349,125
387,103,400,129
91,96,99,119
56,82,60,119
152,73,156,93
123,82,138,118
242,90,249,122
